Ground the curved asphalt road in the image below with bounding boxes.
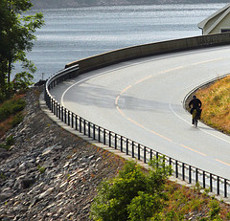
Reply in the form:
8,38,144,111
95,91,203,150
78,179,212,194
51,45,230,179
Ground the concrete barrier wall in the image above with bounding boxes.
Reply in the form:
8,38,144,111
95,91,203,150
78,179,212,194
65,33,230,75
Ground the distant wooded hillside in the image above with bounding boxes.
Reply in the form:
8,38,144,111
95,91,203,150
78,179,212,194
32,0,229,9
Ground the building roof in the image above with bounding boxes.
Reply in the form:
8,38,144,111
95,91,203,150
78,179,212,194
198,3,230,34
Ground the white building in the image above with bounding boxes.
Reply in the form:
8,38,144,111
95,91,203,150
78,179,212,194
198,4,230,35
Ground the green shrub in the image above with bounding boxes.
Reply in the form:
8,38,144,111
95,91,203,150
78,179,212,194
227,212,230,220
209,200,221,220
128,191,163,221
90,158,171,221
11,112,24,127
38,165,46,174
0,98,26,122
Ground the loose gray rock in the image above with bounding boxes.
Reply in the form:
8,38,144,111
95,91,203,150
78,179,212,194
0,87,124,220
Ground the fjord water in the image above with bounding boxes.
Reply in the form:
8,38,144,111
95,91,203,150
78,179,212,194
20,3,226,82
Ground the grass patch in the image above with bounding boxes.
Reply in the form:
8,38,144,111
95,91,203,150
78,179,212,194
0,94,26,137
0,94,26,122
195,75,230,135
37,165,46,174
0,135,15,150
160,181,230,220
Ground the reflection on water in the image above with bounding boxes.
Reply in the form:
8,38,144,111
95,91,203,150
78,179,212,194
14,3,226,82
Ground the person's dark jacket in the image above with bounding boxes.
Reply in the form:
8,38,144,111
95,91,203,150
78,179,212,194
189,97,202,109
189,96,202,117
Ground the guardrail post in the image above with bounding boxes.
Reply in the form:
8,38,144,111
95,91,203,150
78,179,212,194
115,134,117,149
182,163,185,181
93,124,95,140
109,131,111,147
54,102,56,115
169,158,172,175
163,156,165,171
75,115,78,130
56,103,58,117
68,111,70,126
144,146,146,163
56,103,59,117
210,174,213,192
132,141,134,158
103,129,106,145
217,176,220,195
47,95,51,109
150,149,153,161
71,113,74,128
79,117,82,133
58,104,61,119
61,107,63,122
64,108,67,124
126,139,129,155
50,98,53,112
53,100,55,113
84,120,86,135
203,171,205,189
196,168,198,184
88,122,91,137
120,136,123,152
189,166,192,184
175,160,178,178
156,152,159,168
138,144,140,160
98,127,101,142
224,179,227,198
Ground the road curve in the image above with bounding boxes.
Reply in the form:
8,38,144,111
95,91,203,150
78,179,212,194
51,45,230,179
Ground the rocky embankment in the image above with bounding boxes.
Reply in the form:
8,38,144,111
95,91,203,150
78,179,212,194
0,87,124,220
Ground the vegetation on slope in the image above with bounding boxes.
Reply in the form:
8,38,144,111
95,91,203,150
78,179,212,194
0,93,26,138
195,75,230,135
0,0,43,139
90,160,230,220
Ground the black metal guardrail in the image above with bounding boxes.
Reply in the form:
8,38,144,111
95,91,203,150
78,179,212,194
44,64,229,199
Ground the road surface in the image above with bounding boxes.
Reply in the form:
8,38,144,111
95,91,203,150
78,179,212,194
51,45,230,179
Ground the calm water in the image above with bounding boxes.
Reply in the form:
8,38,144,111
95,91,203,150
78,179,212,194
16,3,227,82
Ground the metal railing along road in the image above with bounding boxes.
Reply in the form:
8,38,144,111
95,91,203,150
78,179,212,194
44,64,230,199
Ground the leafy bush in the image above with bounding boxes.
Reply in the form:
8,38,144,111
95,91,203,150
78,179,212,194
12,72,34,92
0,97,26,122
127,191,163,221
90,157,171,221
11,112,24,127
209,200,221,220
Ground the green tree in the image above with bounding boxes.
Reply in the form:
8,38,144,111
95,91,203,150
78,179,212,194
127,191,163,221
0,0,44,101
90,157,172,221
